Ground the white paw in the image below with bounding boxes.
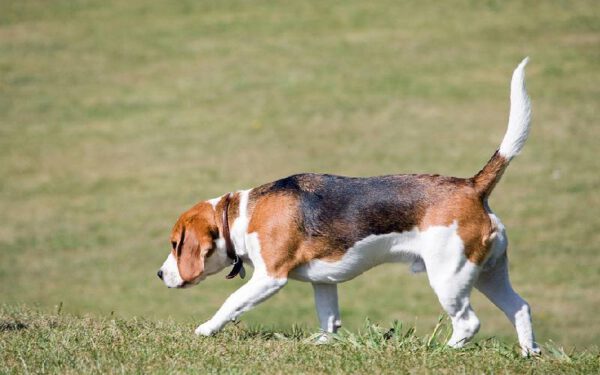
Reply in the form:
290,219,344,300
195,322,217,336
447,339,467,349
315,332,333,344
521,345,542,357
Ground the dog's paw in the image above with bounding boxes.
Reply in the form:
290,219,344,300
521,345,542,358
195,322,217,337
315,333,332,344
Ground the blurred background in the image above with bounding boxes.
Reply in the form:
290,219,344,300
1,0,598,349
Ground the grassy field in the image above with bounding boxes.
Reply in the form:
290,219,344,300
1,0,599,373
2,305,599,374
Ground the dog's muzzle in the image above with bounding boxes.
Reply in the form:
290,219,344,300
159,253,185,288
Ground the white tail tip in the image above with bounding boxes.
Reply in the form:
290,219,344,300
498,57,531,160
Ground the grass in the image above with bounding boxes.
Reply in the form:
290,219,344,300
1,0,599,372
2,305,598,374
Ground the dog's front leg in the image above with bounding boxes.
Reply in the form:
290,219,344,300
312,283,341,342
195,274,287,336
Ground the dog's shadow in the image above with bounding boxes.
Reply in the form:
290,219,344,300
224,323,307,341
0,321,28,332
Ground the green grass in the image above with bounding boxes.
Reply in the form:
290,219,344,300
1,0,599,372
2,305,598,374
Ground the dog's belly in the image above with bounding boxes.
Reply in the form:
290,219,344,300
289,228,428,283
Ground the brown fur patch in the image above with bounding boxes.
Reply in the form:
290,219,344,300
472,151,509,198
212,192,241,230
248,184,349,277
248,193,304,278
170,201,218,282
419,185,495,265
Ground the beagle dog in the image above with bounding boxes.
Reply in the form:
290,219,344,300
158,58,540,355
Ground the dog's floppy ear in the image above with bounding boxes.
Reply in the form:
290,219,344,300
176,221,214,282
176,224,201,282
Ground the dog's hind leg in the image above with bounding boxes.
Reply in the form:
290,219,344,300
422,237,482,348
428,264,481,348
476,254,540,356
312,283,342,341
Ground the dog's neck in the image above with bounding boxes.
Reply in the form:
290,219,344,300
214,192,247,279
222,193,244,279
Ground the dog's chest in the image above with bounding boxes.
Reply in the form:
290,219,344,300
288,229,428,283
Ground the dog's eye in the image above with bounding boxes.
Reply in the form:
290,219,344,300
171,241,177,249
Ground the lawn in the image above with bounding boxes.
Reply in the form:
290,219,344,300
1,0,599,373
2,305,598,374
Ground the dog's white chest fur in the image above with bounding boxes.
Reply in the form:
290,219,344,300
288,224,460,283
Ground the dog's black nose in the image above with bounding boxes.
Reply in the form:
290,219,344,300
157,270,163,280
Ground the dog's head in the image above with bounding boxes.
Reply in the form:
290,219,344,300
157,201,230,288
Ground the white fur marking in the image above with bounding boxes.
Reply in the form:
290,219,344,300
231,189,251,257
207,196,222,210
499,57,531,160
289,224,459,283
160,253,184,288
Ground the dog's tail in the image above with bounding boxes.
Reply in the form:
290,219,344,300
472,57,531,199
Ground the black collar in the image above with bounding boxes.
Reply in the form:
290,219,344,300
222,193,245,279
